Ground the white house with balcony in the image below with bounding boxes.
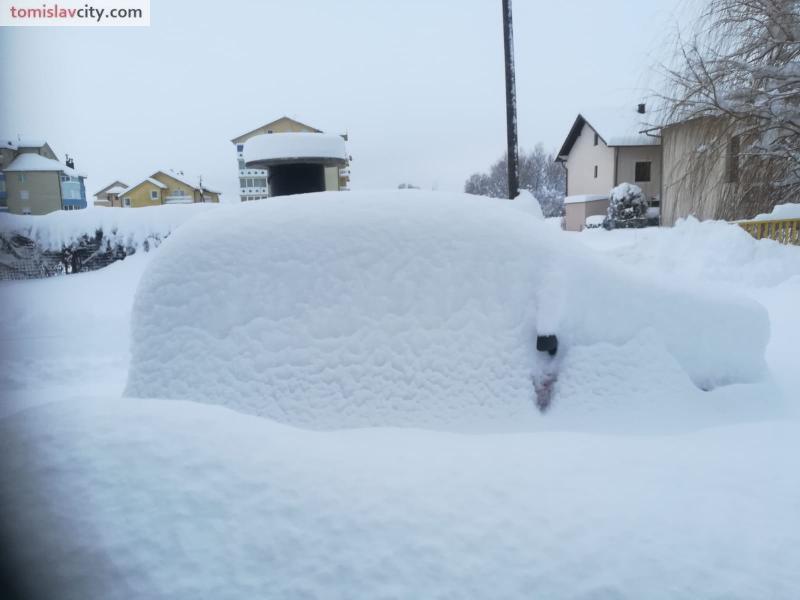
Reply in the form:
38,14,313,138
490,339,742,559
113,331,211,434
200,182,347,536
556,105,661,231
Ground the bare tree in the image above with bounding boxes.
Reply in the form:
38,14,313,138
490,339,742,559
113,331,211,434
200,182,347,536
464,144,566,216
661,0,800,217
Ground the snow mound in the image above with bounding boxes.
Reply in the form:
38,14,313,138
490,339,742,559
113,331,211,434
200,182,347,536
126,191,769,429
0,204,218,251
597,216,800,288
2,397,798,599
752,202,800,221
511,189,544,219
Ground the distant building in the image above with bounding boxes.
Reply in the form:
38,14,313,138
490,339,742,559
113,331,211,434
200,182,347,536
118,170,220,208
94,180,128,207
555,106,660,231
231,116,350,201
0,137,88,215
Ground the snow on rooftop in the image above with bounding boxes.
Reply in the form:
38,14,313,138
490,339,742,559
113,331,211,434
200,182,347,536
564,194,608,205
104,185,127,195
2,153,85,178
16,137,47,148
582,107,659,147
126,191,768,430
244,132,347,166
154,171,220,194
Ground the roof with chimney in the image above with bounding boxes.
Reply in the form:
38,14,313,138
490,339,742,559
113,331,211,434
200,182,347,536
556,106,659,160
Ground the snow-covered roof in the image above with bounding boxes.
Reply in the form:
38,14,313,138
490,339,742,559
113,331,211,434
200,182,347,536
2,153,86,178
557,108,659,159
244,132,347,168
105,185,127,195
1,138,17,151
153,171,221,194
123,177,168,195
564,194,608,205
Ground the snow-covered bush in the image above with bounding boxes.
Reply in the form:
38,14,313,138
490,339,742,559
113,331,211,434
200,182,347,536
607,183,648,229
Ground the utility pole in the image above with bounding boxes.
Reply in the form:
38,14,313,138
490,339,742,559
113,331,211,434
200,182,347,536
502,0,519,200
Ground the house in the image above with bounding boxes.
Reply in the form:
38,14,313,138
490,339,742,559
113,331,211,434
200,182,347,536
0,137,88,215
656,117,781,225
94,180,128,207
118,170,220,208
231,116,350,201
555,106,661,231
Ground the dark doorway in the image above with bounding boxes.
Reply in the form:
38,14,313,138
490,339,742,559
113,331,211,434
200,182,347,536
268,163,326,197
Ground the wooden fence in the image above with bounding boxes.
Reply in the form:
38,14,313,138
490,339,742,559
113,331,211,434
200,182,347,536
738,218,800,246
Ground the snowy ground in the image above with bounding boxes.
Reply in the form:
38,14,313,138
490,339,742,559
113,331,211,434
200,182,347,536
1,199,799,599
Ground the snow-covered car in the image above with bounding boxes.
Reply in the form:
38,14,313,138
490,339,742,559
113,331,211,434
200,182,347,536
125,191,768,430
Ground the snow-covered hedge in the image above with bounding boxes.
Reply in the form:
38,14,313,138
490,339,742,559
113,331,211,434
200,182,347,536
0,204,218,251
125,191,769,429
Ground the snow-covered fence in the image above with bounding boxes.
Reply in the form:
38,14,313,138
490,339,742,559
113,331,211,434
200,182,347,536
738,219,800,246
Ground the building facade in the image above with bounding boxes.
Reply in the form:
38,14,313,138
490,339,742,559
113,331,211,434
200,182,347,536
118,171,220,208
231,116,350,202
0,138,88,215
94,180,129,207
555,108,661,231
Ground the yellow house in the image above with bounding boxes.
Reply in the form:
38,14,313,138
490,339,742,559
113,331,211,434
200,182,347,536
120,171,220,207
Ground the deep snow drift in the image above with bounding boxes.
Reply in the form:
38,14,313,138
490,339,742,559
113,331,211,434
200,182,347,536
126,191,769,429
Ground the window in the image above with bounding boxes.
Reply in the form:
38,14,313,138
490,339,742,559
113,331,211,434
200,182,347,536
594,165,598,178
20,190,29,200
236,144,244,152
150,190,159,200
726,136,740,183
238,159,246,170
18,173,25,183
635,161,651,183
0,174,5,194
173,189,185,196
594,133,599,146
61,175,68,182
124,197,131,207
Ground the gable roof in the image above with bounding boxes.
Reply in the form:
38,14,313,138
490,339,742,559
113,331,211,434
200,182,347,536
122,177,168,196
231,116,323,144
94,180,128,197
557,108,659,159
151,171,221,194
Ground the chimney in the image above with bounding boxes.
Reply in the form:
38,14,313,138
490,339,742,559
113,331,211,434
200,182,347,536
637,103,646,114
65,154,75,169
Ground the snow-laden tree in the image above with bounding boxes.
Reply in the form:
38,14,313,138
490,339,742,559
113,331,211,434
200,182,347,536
607,183,648,229
464,144,566,217
663,0,800,214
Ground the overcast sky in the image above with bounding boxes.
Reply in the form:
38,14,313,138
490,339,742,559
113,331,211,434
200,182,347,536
1,0,695,202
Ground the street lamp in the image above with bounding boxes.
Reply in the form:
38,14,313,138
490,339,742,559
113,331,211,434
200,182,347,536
502,0,519,200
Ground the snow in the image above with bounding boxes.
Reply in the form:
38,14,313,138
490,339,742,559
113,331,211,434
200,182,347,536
103,184,127,195
585,214,605,226
126,191,768,429
2,152,82,177
512,188,544,218
1,190,799,598
155,170,221,194
243,131,347,165
751,202,800,221
581,108,658,147
0,203,217,251
564,193,608,204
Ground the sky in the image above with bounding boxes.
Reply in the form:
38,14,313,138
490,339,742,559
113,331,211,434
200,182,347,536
1,0,697,202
